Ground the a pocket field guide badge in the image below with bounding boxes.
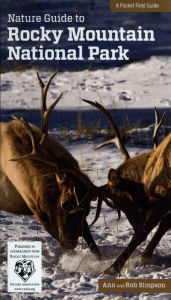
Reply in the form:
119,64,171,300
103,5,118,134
8,242,42,292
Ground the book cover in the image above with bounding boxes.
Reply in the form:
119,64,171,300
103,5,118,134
0,0,171,298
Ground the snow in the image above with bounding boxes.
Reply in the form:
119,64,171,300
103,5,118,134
1,56,171,110
0,56,171,299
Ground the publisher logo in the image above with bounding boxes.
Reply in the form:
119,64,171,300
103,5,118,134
14,259,36,282
8,242,42,293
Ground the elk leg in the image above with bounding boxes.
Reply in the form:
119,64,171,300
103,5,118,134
104,232,146,275
141,212,171,265
83,220,101,258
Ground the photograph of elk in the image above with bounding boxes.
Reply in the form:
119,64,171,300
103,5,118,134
0,0,171,299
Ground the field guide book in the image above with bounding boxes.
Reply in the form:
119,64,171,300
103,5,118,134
0,0,171,298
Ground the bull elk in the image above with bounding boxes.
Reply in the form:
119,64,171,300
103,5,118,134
80,99,171,276
0,72,103,257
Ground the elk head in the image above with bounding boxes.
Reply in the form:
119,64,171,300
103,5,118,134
8,72,100,251
82,100,166,213
81,99,170,276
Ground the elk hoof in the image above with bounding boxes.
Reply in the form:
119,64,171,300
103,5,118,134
96,251,102,260
90,247,102,260
103,265,120,277
140,255,151,266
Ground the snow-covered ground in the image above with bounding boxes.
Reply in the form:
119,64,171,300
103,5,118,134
1,56,171,110
0,56,171,299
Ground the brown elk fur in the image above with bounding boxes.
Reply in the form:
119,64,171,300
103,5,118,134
0,120,79,213
107,151,152,212
82,99,170,276
0,119,100,255
103,133,171,275
115,151,152,182
143,132,171,196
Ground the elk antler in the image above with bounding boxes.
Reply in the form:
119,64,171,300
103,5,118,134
68,177,114,216
89,197,103,226
89,195,118,226
10,72,63,163
153,107,166,149
9,118,59,165
82,99,130,161
37,72,63,146
63,168,100,214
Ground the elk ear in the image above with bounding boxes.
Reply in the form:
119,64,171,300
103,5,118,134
108,168,120,185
